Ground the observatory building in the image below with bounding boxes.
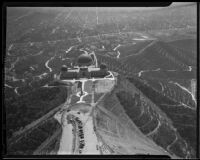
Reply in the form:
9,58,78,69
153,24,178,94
77,54,93,67
58,53,110,80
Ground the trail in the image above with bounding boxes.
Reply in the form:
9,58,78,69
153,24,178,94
5,84,14,88
51,26,60,34
169,81,196,105
187,66,192,71
64,9,73,21
146,121,161,136
36,73,48,79
14,87,20,95
45,56,55,72
113,44,121,51
66,46,74,54
159,82,164,92
7,44,13,56
138,68,160,77
96,7,99,25
14,12,33,21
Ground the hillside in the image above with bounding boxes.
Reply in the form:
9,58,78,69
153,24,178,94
121,40,196,72
4,5,197,158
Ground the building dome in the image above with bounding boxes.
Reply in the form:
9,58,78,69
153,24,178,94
100,63,107,70
77,54,93,66
61,65,68,72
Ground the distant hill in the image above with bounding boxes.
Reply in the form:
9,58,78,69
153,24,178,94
121,40,196,72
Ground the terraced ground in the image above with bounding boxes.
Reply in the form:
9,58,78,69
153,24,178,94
5,86,68,139
96,54,138,75
116,40,153,58
149,79,195,107
121,40,195,72
95,74,195,158
7,117,61,155
127,76,196,158
167,39,196,56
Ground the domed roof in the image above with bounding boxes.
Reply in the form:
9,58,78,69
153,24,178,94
61,65,68,71
77,54,93,66
100,63,107,70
